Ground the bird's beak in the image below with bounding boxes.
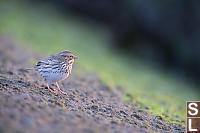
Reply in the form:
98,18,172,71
74,56,78,59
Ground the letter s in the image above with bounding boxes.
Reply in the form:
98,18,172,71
188,103,198,116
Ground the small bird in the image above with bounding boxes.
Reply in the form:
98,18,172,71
26,50,78,94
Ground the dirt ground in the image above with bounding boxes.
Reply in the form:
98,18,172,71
0,36,185,133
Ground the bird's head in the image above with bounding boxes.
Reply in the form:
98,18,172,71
59,50,78,62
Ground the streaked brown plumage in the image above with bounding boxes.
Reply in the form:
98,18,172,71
26,50,78,94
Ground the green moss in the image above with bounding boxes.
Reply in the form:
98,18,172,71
0,1,199,122
30,88,39,93
113,118,121,123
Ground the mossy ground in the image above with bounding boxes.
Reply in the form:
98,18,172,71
0,0,199,124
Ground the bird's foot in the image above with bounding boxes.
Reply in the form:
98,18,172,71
48,88,58,94
58,89,67,95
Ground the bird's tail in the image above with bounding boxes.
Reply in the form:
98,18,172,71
25,67,36,71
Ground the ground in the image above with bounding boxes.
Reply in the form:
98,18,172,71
0,37,185,133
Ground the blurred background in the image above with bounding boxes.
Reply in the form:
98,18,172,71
0,0,200,121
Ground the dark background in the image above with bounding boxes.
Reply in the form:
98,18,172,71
32,0,200,84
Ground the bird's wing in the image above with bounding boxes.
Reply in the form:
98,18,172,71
35,55,67,69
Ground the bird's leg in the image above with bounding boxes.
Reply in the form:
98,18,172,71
47,83,58,94
56,82,67,95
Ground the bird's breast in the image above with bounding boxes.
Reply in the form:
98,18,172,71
66,64,73,76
